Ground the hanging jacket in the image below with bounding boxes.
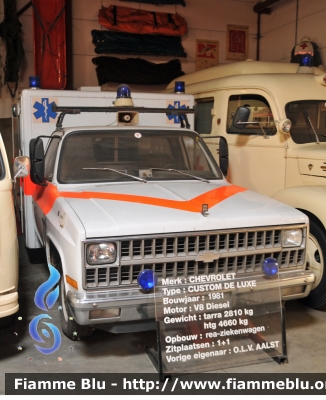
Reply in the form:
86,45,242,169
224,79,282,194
98,5,187,36
0,0,25,98
91,30,187,57
92,57,185,85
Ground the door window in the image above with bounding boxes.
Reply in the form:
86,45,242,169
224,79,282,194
227,94,276,135
285,100,326,144
195,98,214,134
44,137,61,181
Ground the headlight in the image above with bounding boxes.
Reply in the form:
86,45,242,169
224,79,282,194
282,229,303,247
280,119,291,133
86,243,117,265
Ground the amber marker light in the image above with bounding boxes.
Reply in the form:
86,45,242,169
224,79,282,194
66,275,78,290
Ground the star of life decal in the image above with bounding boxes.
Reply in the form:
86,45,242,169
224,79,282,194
33,98,57,123
166,100,189,124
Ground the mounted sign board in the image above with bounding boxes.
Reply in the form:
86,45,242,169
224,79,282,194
196,40,219,71
226,25,248,61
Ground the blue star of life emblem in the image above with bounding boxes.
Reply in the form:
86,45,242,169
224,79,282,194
167,101,187,123
33,98,57,123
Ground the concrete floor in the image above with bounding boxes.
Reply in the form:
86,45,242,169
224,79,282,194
1,237,326,394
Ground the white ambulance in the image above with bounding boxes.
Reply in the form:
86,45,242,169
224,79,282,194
13,85,314,340
166,60,326,309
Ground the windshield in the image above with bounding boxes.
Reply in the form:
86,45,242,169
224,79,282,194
285,100,326,144
58,130,222,184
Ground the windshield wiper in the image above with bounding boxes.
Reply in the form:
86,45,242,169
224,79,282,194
302,108,320,144
83,167,147,183
151,168,210,183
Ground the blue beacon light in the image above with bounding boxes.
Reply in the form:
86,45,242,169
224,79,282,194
115,84,134,107
29,76,40,89
116,84,131,99
174,81,185,94
137,270,158,291
262,257,279,277
300,54,313,67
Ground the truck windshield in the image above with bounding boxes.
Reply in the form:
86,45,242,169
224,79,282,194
58,130,222,184
285,100,326,144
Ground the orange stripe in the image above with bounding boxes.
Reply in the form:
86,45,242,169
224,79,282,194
24,175,37,195
31,183,247,215
33,184,61,214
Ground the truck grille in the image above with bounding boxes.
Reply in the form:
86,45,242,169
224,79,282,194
84,227,306,288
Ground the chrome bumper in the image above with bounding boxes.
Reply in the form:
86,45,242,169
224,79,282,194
67,270,315,327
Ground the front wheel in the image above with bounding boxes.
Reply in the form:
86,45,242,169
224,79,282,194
59,278,94,340
302,219,326,309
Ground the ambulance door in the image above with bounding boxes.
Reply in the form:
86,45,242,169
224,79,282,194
223,90,287,196
196,90,287,197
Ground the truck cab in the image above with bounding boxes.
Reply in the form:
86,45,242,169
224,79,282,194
13,85,315,340
166,60,326,308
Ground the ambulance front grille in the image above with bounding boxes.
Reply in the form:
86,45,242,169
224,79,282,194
84,226,306,289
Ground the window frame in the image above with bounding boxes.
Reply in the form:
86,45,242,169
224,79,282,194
56,129,223,184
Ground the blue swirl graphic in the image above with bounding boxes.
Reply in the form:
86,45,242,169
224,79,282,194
29,314,62,355
34,264,60,311
42,329,50,338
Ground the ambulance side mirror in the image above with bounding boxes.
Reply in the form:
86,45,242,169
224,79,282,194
29,138,45,185
201,135,229,177
232,106,250,129
219,136,229,177
13,156,30,181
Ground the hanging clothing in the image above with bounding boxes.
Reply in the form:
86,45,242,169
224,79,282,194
92,30,186,57
92,57,184,86
98,5,187,36
32,0,67,89
0,0,25,98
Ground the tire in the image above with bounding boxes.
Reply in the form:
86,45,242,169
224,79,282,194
59,277,94,340
302,219,326,309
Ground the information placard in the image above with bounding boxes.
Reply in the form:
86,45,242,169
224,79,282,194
154,273,285,374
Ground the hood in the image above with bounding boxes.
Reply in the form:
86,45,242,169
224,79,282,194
290,144,326,159
289,144,326,179
60,181,307,238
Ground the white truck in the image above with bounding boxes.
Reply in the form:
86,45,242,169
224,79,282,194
166,59,326,309
12,85,314,340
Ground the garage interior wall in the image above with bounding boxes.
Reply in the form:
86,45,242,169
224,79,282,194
0,0,325,121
